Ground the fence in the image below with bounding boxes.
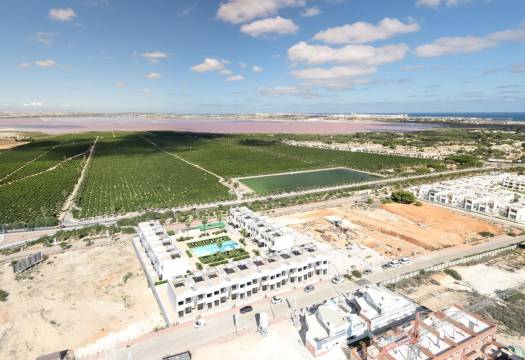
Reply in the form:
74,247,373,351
379,243,520,286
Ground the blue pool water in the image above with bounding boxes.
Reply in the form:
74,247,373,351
191,240,240,257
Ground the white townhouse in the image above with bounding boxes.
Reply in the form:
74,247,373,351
166,243,329,319
229,207,298,251
137,221,191,281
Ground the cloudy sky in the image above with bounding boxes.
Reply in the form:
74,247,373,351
1,0,524,113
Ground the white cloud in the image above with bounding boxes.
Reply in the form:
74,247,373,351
49,7,77,22
141,51,169,63
34,59,56,68
23,101,44,107
288,41,409,66
415,24,525,57
146,72,161,79
416,0,471,8
217,0,306,24
220,69,234,76
225,75,244,81
239,62,247,68
291,65,377,88
301,6,321,17
143,89,152,95
252,65,264,72
18,62,32,69
240,16,299,37
191,58,226,72
313,18,420,44
31,32,59,46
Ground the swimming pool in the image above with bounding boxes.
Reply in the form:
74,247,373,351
191,240,240,257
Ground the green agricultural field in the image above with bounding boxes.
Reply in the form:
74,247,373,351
240,168,378,194
0,151,87,226
75,133,232,218
0,131,442,225
0,137,93,184
146,132,437,178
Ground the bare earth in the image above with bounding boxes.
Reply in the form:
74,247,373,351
0,240,163,359
278,202,506,258
396,250,525,348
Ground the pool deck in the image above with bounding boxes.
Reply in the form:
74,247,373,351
234,166,386,181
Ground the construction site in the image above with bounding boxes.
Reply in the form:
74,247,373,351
388,248,525,349
276,200,514,259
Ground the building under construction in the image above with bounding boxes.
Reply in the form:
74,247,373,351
354,305,503,360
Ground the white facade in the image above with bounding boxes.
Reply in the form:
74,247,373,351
356,285,417,331
137,221,191,281
167,243,329,319
502,174,525,192
409,173,525,223
304,286,416,357
229,207,305,251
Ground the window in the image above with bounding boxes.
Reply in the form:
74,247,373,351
214,290,219,295
178,301,184,306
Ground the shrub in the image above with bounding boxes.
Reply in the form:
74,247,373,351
196,262,203,270
0,289,9,302
351,269,362,278
444,268,462,281
479,231,494,238
391,190,416,204
186,249,193,258
154,279,168,286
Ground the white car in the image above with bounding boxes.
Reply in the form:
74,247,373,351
389,260,400,268
399,257,411,265
194,319,207,328
331,275,344,285
271,296,283,304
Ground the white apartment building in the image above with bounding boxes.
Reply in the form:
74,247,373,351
409,174,525,223
304,286,417,357
501,174,525,192
137,221,191,281
167,243,329,319
229,207,305,251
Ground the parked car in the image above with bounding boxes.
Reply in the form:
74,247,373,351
381,263,391,269
331,275,344,285
239,305,253,314
271,296,283,304
364,268,373,275
304,285,315,293
194,319,207,328
399,257,411,265
389,260,400,268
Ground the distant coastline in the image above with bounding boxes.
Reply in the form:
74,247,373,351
1,112,524,134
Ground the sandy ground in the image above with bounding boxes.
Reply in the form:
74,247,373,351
278,202,506,258
0,140,28,150
192,320,346,360
394,250,525,348
0,240,164,359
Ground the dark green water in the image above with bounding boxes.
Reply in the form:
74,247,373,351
240,168,378,194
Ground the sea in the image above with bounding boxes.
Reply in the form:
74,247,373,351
407,112,525,122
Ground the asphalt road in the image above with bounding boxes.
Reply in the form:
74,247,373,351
103,234,524,360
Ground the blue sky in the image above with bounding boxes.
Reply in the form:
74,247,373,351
0,0,524,113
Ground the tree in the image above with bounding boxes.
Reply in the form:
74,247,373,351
390,190,416,204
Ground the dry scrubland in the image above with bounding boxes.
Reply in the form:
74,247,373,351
0,240,163,359
279,202,506,257
393,249,525,348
